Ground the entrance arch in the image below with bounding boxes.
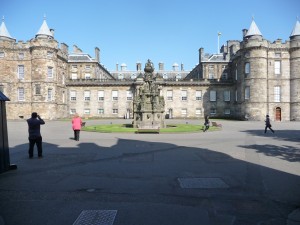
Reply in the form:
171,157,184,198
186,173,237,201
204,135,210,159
275,107,281,121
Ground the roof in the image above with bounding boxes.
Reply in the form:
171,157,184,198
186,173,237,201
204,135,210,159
245,20,262,37
202,54,229,62
0,91,10,101
0,17,14,40
68,54,94,62
36,18,53,38
290,20,300,37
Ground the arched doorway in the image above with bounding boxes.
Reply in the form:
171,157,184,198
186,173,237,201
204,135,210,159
275,107,281,121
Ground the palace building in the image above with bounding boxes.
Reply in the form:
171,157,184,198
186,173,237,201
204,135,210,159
0,17,299,121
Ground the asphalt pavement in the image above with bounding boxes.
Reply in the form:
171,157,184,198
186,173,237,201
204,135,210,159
0,119,300,225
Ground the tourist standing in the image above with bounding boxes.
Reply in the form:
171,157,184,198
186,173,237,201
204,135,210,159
27,112,45,158
72,113,83,141
264,115,274,133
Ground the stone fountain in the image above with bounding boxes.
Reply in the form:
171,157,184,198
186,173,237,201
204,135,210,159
133,59,165,130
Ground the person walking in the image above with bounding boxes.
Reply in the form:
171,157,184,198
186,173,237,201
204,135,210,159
72,113,83,141
264,115,274,133
27,112,45,158
203,115,210,132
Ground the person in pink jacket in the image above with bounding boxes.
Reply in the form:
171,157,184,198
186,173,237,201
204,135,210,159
72,113,83,141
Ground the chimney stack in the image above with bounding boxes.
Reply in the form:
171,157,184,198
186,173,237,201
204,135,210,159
95,47,100,63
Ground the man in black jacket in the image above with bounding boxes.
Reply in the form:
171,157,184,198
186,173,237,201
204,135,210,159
264,115,274,133
27,112,45,158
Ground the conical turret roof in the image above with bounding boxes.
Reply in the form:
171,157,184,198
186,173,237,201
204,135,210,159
0,17,14,40
245,19,262,37
36,17,53,38
290,20,300,37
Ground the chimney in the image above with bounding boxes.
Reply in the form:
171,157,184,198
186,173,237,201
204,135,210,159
199,48,204,63
136,62,142,71
242,29,248,38
50,29,55,37
95,47,100,63
158,62,164,71
116,63,119,71
73,45,82,53
181,63,184,71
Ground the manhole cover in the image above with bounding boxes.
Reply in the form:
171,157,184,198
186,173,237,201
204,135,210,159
73,210,117,225
178,177,229,189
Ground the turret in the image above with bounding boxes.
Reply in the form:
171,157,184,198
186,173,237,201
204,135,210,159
0,17,15,41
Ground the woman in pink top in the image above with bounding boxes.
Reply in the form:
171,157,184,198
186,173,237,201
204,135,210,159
72,113,83,141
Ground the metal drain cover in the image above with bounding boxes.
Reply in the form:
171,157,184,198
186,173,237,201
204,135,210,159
178,177,229,189
73,210,117,225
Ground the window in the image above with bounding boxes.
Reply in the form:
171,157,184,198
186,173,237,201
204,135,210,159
47,88,53,101
72,65,77,70
196,108,202,116
70,91,76,101
85,73,91,79
47,67,53,78
163,73,168,79
245,86,250,100
98,90,104,101
35,84,41,95
127,90,133,101
275,61,281,75
84,91,90,101
224,109,231,115
112,90,118,101
235,67,238,80
224,90,230,102
196,90,202,100
245,62,250,75
112,108,118,114
210,90,216,101
235,89,238,101
274,86,281,102
0,52,4,58
18,53,24,59
181,90,187,101
18,87,25,101
210,108,216,115
221,65,227,80
98,108,104,114
71,73,77,80
176,74,182,79
85,65,91,70
118,74,124,80
167,90,173,100
47,51,53,58
70,109,76,114
275,53,281,58
0,85,3,92
181,108,187,116
208,65,215,79
18,65,24,79
84,109,90,115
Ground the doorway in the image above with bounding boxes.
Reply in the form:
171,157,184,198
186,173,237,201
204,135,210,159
275,107,281,121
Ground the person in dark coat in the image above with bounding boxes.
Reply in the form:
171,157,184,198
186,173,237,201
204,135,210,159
203,115,210,132
27,112,45,158
264,115,274,133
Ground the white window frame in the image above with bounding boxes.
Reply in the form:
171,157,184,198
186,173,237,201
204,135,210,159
112,90,118,101
0,52,4,58
224,90,230,102
196,90,202,101
18,65,24,79
274,61,281,75
84,91,91,101
245,62,250,75
71,73,77,80
181,90,187,101
47,88,53,101
167,90,173,101
127,90,133,101
35,84,41,95
210,90,216,102
47,67,53,78
208,65,215,79
274,86,281,102
98,90,104,101
47,51,53,58
210,108,216,115
84,109,90,115
112,108,118,114
181,108,187,116
85,73,91,79
245,86,250,100
70,91,76,101
224,109,231,115
18,87,25,101
70,109,76,115
196,108,202,116
18,53,24,59
98,108,104,114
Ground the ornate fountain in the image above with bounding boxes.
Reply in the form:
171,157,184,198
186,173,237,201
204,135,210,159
133,59,165,130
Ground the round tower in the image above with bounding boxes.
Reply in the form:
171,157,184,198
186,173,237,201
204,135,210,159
289,20,300,121
241,19,269,120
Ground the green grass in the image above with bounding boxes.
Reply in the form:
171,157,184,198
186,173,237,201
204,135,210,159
82,123,220,133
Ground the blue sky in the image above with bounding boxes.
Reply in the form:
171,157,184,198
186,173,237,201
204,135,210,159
1,0,299,71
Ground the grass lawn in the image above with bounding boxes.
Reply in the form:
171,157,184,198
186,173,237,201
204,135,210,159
82,123,220,133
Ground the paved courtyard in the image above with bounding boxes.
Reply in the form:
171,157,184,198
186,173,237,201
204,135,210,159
0,119,300,225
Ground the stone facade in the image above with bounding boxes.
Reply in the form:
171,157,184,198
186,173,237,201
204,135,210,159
0,19,299,121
